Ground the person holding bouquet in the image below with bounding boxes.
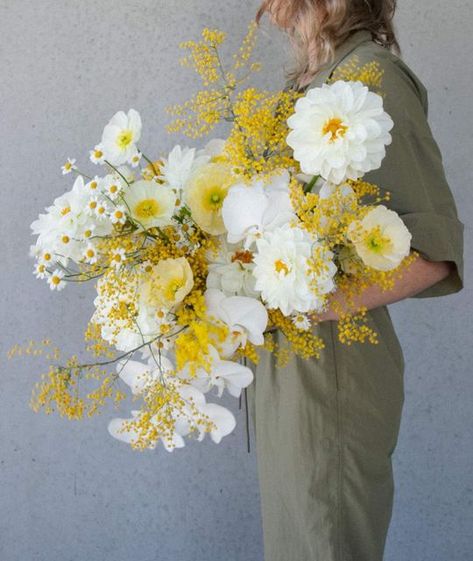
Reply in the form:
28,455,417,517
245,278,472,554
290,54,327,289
250,1,464,560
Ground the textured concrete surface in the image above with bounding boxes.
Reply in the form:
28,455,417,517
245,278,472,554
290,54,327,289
0,1,471,560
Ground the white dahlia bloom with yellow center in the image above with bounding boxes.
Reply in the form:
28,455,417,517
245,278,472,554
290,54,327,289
184,162,235,235
287,80,394,184
123,180,176,230
101,109,142,166
347,205,412,271
253,225,337,315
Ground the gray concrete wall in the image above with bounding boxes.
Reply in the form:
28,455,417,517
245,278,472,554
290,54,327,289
0,1,471,560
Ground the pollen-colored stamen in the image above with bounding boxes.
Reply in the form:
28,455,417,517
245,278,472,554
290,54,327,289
274,259,290,275
322,117,348,142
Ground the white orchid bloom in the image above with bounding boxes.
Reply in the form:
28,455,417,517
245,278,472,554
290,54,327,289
221,170,295,249
180,345,253,398
205,288,268,357
117,355,174,395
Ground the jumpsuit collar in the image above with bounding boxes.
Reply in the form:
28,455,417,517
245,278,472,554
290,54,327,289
301,29,374,90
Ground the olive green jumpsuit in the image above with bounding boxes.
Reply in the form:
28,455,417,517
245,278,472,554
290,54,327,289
247,30,465,561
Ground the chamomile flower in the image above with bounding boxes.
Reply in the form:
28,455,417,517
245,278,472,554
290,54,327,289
102,175,123,200
61,158,77,175
34,262,48,279
101,109,142,166
83,244,98,264
89,144,105,165
291,313,311,331
129,149,142,168
110,248,126,269
47,269,66,291
85,176,101,193
86,196,100,216
110,205,127,225
94,201,109,220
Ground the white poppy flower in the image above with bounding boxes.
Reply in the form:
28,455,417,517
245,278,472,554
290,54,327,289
221,170,295,249
101,109,142,166
123,179,176,230
347,205,411,271
287,80,393,184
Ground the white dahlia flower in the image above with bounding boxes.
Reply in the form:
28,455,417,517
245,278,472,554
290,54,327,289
347,205,411,271
253,224,337,315
287,80,393,184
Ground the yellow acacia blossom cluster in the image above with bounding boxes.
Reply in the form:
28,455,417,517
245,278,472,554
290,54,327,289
167,24,263,139
329,57,384,94
223,88,301,177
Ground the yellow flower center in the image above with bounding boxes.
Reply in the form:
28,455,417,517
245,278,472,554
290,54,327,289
364,227,391,254
322,117,348,142
114,210,124,219
86,249,95,258
43,253,52,261
274,259,290,275
89,201,97,209
84,230,92,238
202,186,227,212
109,184,118,193
61,235,70,244
37,264,45,273
134,198,161,220
61,206,71,216
116,129,133,150
163,278,185,301
51,275,61,285
94,149,103,158
232,250,254,264
89,181,98,190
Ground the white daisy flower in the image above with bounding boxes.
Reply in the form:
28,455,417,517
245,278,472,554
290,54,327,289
110,248,126,269
61,158,77,175
85,176,101,193
89,144,105,165
102,175,123,200
34,262,48,279
129,149,142,168
291,313,311,331
83,244,98,264
110,205,127,225
47,269,66,291
94,201,109,220
101,109,142,166
287,80,394,184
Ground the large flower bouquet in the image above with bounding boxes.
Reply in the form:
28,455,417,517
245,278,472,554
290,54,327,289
16,25,415,451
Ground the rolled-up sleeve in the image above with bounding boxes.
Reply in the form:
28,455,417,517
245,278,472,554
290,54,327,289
364,53,464,298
